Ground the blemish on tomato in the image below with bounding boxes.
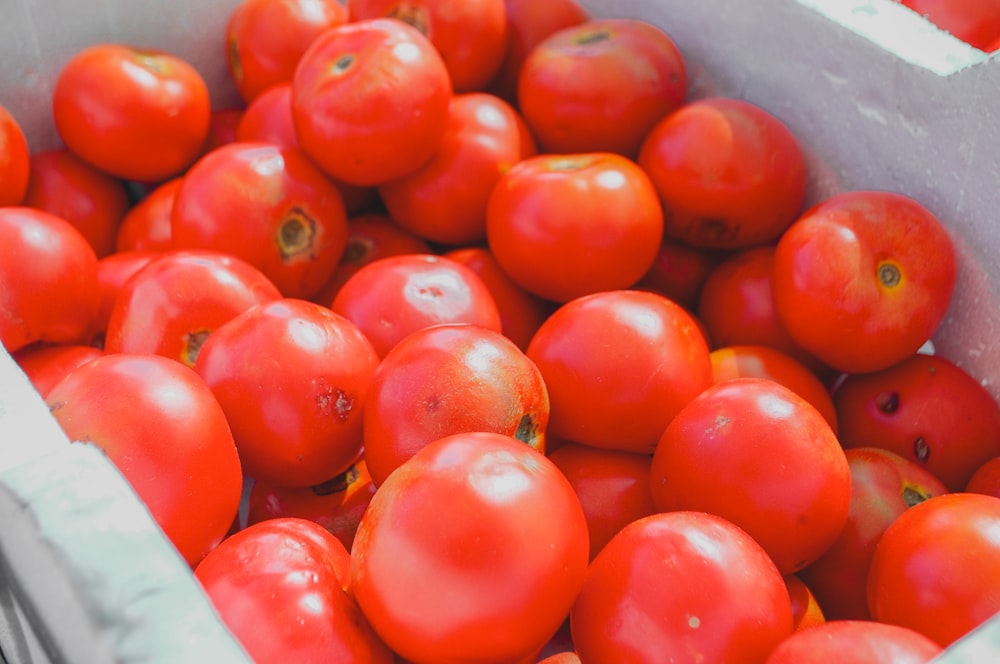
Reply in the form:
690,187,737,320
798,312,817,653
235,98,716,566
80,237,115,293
902,483,933,507
914,437,930,463
877,261,902,289
317,386,354,422
182,329,211,367
875,391,900,414
276,206,317,261
514,413,542,450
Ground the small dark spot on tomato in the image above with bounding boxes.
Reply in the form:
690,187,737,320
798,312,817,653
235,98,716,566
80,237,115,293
875,391,899,414
914,437,930,462
902,483,933,508
514,413,541,449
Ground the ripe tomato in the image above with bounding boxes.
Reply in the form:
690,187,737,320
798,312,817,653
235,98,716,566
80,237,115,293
89,250,160,347
570,511,793,663
966,456,1000,497
638,97,808,249
486,153,664,303
0,207,100,353
291,18,452,186
46,353,243,566
330,253,502,358
764,620,943,664
225,0,349,103
195,517,393,662
867,492,1000,647
194,298,380,489
526,289,713,454
547,442,657,561
633,236,727,312
13,344,104,400
518,19,687,157
104,250,282,367
710,344,838,434
348,0,509,92
797,447,949,621
0,104,30,206
350,431,589,663
235,81,300,149
115,177,181,252
378,92,537,246
772,191,957,374
899,0,1000,51
487,0,589,104
651,378,851,574
171,141,350,300
784,575,825,632
834,352,1000,491
442,245,553,351
247,457,377,552
362,323,549,486
202,108,244,155
52,44,211,182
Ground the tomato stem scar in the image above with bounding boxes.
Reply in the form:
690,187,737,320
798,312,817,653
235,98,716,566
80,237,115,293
878,262,901,288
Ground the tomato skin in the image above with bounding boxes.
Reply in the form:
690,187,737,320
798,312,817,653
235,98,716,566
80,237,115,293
248,457,376,552
638,97,808,249
348,0,509,92
52,44,211,182
195,517,393,662
350,432,589,664
194,298,380,489
547,442,657,561
291,18,453,187
797,447,948,621
784,575,825,632
362,323,549,486
0,207,100,354
0,104,30,206
46,353,243,566
226,0,349,103
14,344,105,400
772,191,957,374
89,250,161,347
900,0,1000,51
570,511,793,663
651,378,851,575
764,620,943,664
867,493,1000,647
486,153,664,303
171,142,350,300
115,177,180,252
235,82,301,150
378,92,537,246
835,353,1000,491
104,250,282,367
331,253,502,358
966,456,1000,497
526,290,713,454
518,19,687,158
633,236,727,312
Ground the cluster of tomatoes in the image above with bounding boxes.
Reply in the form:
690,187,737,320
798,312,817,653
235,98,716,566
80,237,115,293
3,0,1000,661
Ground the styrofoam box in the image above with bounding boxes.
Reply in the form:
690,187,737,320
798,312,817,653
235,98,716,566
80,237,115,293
0,0,998,661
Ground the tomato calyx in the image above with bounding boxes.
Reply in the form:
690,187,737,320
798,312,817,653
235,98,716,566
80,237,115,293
183,329,211,367
276,207,317,261
386,4,431,36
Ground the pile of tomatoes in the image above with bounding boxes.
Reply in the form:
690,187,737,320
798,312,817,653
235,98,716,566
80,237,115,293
3,0,1000,661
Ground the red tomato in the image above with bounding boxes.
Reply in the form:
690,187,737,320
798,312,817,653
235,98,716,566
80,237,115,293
350,431,589,663
291,18,453,186
194,298,380,489
764,620,943,664
52,44,211,181
710,345,838,434
0,104,30,206
195,517,392,662
348,0,509,92
966,456,1000,497
247,457,377,552
89,250,160,347
537,653,581,664
0,207,100,353
772,191,957,374
378,92,537,246
633,236,727,312
104,250,282,367
362,323,549,486
547,442,657,561
310,213,433,306
570,511,793,663
526,290,713,454
834,352,1000,491
488,0,590,104
518,19,687,157
46,353,243,566
442,245,553,351
115,177,181,252
330,253,502,358
225,0,349,103
13,344,104,400
486,153,664,303
797,447,949,621
202,108,244,155
867,493,1000,647
784,575,825,632
638,97,808,249
899,0,1000,51
651,378,851,574
235,81,300,149
171,142,349,300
